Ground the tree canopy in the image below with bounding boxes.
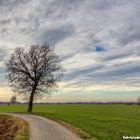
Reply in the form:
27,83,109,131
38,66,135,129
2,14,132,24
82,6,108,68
6,43,62,112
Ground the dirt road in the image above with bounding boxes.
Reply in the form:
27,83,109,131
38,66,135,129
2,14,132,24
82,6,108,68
3,113,82,140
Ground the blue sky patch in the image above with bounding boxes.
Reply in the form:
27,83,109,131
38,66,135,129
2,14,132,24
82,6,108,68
95,45,106,52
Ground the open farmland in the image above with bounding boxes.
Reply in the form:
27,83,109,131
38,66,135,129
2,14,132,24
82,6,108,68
0,104,140,140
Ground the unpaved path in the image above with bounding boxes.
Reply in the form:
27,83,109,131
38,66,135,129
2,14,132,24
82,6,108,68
1,113,81,140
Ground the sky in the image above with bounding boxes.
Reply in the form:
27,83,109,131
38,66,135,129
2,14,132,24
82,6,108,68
0,0,140,102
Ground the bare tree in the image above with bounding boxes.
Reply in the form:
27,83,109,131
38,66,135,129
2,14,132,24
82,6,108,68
10,96,17,104
137,96,140,105
6,43,62,112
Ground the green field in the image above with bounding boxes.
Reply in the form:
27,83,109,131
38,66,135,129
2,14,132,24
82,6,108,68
0,104,140,140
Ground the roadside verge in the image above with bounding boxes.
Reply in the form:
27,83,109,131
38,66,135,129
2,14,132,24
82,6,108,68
0,114,29,140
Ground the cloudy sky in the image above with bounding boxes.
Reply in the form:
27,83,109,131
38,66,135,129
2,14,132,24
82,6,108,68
0,0,140,102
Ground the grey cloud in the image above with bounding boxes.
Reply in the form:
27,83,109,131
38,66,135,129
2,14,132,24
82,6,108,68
0,67,6,75
64,65,104,81
0,19,11,25
100,52,132,62
118,27,140,46
0,0,28,6
64,61,140,86
0,47,9,61
27,0,84,26
38,24,75,45
61,54,74,61
87,0,127,11
42,0,83,17
112,8,140,46
83,63,140,85
95,63,140,78
0,65,8,88
60,51,78,61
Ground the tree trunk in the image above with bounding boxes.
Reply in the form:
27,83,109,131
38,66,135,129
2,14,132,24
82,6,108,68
28,89,35,113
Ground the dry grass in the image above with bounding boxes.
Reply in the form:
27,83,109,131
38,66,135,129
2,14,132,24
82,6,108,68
0,115,29,140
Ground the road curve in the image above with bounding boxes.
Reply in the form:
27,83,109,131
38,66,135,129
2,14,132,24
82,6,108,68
2,113,82,140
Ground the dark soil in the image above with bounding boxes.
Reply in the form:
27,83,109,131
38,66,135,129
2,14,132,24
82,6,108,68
0,116,21,140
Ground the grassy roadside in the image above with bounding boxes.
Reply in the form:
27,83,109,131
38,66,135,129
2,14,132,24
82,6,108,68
14,116,29,140
0,114,29,140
